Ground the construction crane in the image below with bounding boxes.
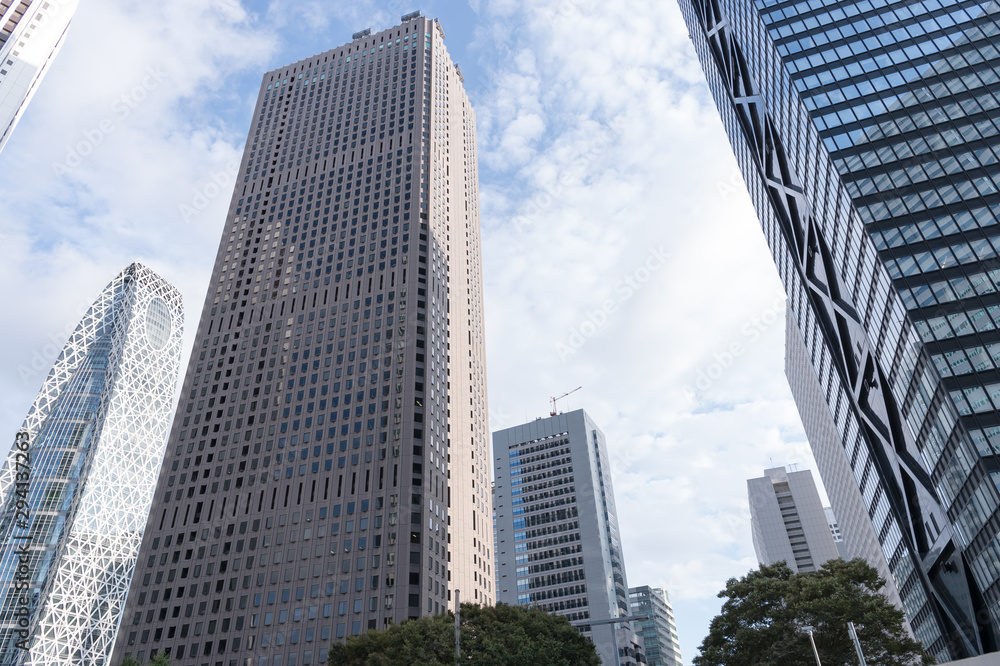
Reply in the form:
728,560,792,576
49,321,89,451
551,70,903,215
550,386,582,416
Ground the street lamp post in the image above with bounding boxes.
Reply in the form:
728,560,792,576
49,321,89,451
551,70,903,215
569,615,649,666
454,589,461,665
847,622,868,666
802,625,823,666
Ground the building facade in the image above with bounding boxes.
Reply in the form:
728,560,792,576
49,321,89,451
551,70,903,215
493,410,642,666
0,263,183,665
748,467,841,572
628,586,682,666
824,506,848,559
110,13,492,665
680,0,1000,658
0,0,78,154
786,315,908,620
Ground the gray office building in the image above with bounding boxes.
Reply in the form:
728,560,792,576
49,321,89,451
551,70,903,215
680,0,1000,657
748,467,841,573
110,12,493,665
628,586,682,666
493,410,643,666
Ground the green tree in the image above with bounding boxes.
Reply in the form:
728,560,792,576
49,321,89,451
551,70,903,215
118,655,170,666
327,602,601,666
149,653,172,666
694,559,933,666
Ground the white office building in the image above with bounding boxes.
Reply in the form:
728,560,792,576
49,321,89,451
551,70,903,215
0,0,78,154
494,410,642,666
748,466,841,573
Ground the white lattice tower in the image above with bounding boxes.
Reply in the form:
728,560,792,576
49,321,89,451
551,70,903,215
0,263,182,666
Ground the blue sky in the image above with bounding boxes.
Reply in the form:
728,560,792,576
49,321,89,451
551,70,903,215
0,0,827,658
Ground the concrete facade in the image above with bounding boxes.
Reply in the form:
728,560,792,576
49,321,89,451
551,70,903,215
493,410,642,666
748,466,841,573
825,506,848,560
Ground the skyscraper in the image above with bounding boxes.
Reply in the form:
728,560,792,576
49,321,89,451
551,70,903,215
747,466,841,573
824,507,848,559
680,0,1000,658
493,410,643,666
0,262,183,665
628,586,682,666
110,12,492,665
785,316,906,617
0,0,78,155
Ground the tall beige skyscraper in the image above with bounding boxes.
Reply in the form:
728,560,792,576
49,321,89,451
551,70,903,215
110,13,492,664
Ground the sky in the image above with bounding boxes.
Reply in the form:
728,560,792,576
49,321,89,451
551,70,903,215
0,0,828,659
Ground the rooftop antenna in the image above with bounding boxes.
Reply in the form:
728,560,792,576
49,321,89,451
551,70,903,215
550,387,582,416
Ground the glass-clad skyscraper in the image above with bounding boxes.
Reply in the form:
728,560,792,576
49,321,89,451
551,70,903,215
0,0,78,155
680,0,1000,659
628,586,682,666
110,12,492,665
0,262,183,665
785,317,908,615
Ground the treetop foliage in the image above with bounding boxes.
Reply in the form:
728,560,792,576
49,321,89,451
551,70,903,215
327,602,601,666
694,558,934,666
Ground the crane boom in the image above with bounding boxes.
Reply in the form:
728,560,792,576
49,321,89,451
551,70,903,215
550,386,582,416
